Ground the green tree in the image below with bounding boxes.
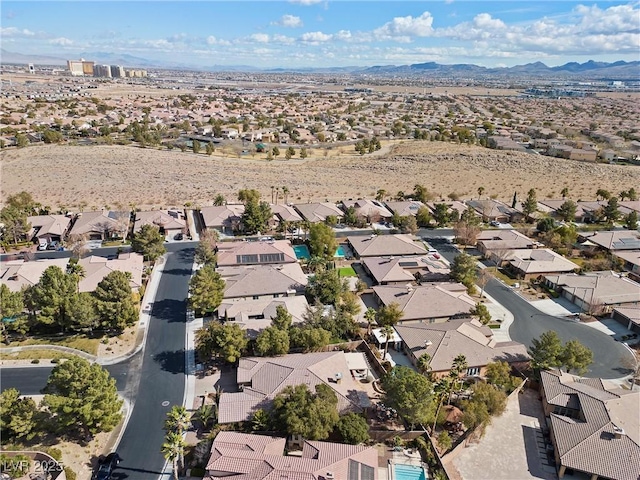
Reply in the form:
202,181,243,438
43,129,64,143
195,321,247,363
0,453,30,478
560,340,593,374
213,194,226,206
556,200,577,222
251,408,270,431
603,197,621,225
255,326,290,356
415,206,432,228
192,139,201,154
308,222,338,261
484,361,518,392
299,148,308,159
15,133,29,148
289,325,331,352
417,353,432,374
528,331,563,371
560,187,570,199
194,230,218,265
625,211,639,230
0,283,24,319
537,217,556,233
437,430,452,452
94,270,138,331
460,398,490,430
161,431,185,480
522,188,538,221
412,184,432,203
285,146,295,160
336,413,370,444
381,366,435,428
193,403,216,431
66,292,100,332
239,189,272,235
468,382,507,416
206,142,214,155
188,264,225,315
272,146,280,158
450,253,478,293
627,187,638,201
31,266,77,330
43,357,123,439
0,205,31,244
0,388,40,441
376,302,404,326
271,384,339,440
131,224,166,261
477,186,486,199
364,307,377,335
165,405,191,434
343,206,359,227
306,268,348,305
596,189,611,201
470,303,491,325
432,203,451,227
271,305,293,330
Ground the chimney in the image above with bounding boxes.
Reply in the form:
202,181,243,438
613,426,625,439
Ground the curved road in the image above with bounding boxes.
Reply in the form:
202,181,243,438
423,235,633,379
1,243,195,480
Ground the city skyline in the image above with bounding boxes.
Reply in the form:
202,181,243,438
1,1,639,69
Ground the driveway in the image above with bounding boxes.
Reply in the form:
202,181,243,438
453,388,557,480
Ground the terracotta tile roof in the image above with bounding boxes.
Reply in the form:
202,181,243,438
133,210,186,232
373,283,476,321
205,432,378,480
348,234,427,258
541,370,640,480
27,214,72,239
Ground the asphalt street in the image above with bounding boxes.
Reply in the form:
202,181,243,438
115,244,193,479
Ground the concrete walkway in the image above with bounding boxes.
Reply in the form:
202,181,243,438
453,389,557,480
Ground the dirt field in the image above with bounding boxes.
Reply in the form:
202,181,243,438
1,142,638,210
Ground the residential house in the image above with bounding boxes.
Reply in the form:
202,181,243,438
539,370,640,480
373,283,476,323
293,202,344,223
362,255,450,285
611,307,640,334
476,230,539,257
133,210,186,239
68,210,130,240
205,432,378,479
27,214,72,244
537,200,589,222
578,231,640,252
467,199,520,223
394,318,529,378
77,252,144,292
216,240,297,267
217,295,309,337
0,258,70,292
384,200,426,217
612,250,640,279
426,201,468,219
347,234,427,259
543,271,640,314
217,263,307,301
271,204,303,224
217,352,372,424
341,199,392,224
500,249,578,281
200,204,245,234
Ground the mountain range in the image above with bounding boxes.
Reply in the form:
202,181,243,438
1,49,638,79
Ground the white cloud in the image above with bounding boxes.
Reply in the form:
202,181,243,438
48,37,73,46
272,34,295,45
207,35,219,45
273,14,303,28
300,31,332,43
374,11,434,40
250,33,270,43
1,27,35,37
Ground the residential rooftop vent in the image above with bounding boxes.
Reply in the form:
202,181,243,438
613,426,625,439
325,473,334,480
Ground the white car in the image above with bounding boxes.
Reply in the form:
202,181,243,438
37,240,48,251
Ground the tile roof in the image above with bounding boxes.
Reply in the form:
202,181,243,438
341,199,392,219
373,283,476,321
384,200,426,217
476,229,537,251
363,255,450,284
348,234,427,258
541,370,640,480
69,210,130,237
206,432,378,480
579,230,640,251
293,203,344,223
133,210,186,232
0,258,70,292
544,271,640,307
216,240,297,267
27,214,72,239
218,263,308,299
218,352,371,424
77,252,144,292
201,204,245,229
504,249,578,274
218,296,309,337
271,204,303,223
394,318,529,372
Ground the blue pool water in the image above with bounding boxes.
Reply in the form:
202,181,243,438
394,464,426,480
293,244,311,260
335,245,346,258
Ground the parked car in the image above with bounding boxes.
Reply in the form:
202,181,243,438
174,232,184,241
490,220,501,227
37,240,48,251
92,452,121,480
47,240,59,250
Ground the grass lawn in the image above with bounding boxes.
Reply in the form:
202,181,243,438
338,266,357,277
6,335,100,355
0,349,74,361
490,267,519,287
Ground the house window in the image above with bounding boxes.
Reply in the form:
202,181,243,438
273,294,280,298
466,367,480,376
252,295,259,300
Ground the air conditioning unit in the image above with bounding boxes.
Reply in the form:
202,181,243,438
325,473,334,480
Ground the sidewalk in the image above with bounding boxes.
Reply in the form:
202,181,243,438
481,289,515,343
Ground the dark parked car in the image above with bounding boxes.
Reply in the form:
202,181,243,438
92,452,121,480
174,232,184,240
47,240,59,250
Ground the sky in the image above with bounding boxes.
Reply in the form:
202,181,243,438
1,1,639,69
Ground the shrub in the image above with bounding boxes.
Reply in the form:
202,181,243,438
46,447,63,461
64,467,77,480
190,467,206,477
31,359,40,364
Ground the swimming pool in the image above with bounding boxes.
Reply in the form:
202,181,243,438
335,245,346,258
393,464,427,480
293,244,311,260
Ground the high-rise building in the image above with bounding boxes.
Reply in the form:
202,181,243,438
67,59,95,76
110,65,125,78
94,64,112,78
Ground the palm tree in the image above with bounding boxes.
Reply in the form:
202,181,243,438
417,353,432,374
161,431,185,480
560,187,569,199
364,307,377,336
477,186,485,199
376,189,387,202
193,403,217,431
282,186,289,205
382,325,394,358
432,376,452,433
270,186,275,204
448,354,468,404
213,194,226,206
165,405,191,434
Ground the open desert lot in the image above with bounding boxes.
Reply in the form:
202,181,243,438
1,142,639,210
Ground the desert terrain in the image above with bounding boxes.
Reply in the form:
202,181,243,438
1,141,638,210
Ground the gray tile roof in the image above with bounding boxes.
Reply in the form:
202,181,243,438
348,234,427,258
219,263,308,299
293,203,343,223
541,370,640,480
544,271,640,307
